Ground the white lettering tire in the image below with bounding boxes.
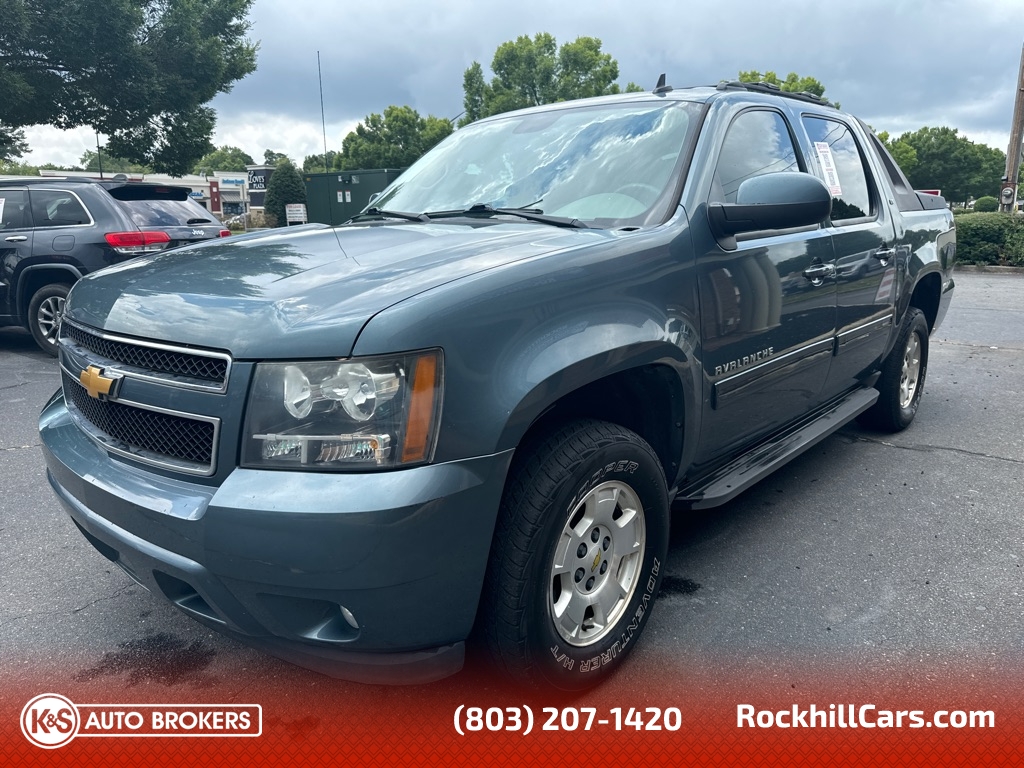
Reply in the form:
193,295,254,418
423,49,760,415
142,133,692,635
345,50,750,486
478,419,669,690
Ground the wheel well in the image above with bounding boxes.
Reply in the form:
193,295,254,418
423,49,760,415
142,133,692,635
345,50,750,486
910,272,941,332
515,365,682,483
18,269,76,322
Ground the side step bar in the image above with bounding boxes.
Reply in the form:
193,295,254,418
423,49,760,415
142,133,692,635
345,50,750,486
677,387,879,510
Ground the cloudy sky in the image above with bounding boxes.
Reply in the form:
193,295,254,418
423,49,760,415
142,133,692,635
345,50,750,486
22,0,1024,169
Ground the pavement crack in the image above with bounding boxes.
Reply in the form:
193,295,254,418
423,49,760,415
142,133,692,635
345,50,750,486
934,339,1024,351
1,443,43,452
847,434,1024,465
0,584,138,628
71,584,137,613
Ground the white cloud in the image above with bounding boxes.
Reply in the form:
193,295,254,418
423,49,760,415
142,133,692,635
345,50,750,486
15,0,1024,171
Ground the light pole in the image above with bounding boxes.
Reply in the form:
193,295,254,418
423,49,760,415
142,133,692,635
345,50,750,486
1002,43,1024,213
95,133,104,180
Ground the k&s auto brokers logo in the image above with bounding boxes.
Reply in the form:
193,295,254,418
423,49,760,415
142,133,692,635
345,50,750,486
20,693,261,749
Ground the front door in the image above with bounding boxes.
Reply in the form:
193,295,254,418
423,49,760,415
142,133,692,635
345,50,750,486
695,109,837,464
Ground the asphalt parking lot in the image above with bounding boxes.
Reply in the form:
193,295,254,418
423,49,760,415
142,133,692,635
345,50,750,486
1,270,1022,712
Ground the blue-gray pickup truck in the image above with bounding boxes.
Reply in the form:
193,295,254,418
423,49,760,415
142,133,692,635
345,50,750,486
40,80,955,690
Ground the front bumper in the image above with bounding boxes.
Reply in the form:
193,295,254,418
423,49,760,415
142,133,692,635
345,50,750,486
40,391,513,684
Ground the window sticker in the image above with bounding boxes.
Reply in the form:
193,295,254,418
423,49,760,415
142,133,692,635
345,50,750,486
814,141,843,197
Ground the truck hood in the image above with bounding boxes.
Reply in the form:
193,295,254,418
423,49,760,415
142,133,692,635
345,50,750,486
64,223,602,358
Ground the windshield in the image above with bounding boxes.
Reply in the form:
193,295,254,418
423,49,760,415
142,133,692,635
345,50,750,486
371,100,702,228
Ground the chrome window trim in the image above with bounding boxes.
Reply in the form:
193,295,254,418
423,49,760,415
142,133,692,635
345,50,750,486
27,188,97,229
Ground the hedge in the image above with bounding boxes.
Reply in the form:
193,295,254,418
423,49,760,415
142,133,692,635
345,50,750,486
953,212,1024,266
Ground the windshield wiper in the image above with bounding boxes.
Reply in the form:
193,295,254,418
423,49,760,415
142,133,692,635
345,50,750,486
424,203,589,229
353,207,431,223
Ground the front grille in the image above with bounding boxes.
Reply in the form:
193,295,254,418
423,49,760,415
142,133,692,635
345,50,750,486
61,322,228,385
62,369,216,470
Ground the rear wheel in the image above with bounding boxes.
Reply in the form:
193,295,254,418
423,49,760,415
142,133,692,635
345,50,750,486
860,307,929,432
478,420,669,690
27,283,70,356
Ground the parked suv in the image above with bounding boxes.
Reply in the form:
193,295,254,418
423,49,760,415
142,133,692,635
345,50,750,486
0,177,228,354
41,82,955,689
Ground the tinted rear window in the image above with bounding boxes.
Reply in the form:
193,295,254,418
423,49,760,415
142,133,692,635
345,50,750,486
107,185,217,227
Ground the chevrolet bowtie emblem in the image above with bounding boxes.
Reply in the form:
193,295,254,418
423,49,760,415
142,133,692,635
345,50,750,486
79,365,120,400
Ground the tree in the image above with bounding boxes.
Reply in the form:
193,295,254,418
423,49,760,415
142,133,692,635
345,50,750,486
736,70,836,107
193,145,255,174
263,149,290,166
0,0,257,175
897,127,1006,205
0,124,27,163
337,105,453,170
80,148,150,174
877,131,919,178
459,33,642,125
263,159,306,228
303,151,340,173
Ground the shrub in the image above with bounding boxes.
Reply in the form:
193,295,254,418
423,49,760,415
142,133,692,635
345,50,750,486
955,212,1024,265
973,196,999,212
263,160,306,228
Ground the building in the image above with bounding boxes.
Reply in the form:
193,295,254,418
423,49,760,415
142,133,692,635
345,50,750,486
36,169,250,217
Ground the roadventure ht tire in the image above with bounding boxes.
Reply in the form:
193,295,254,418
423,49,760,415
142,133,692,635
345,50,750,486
479,419,669,690
860,307,929,432
27,283,70,356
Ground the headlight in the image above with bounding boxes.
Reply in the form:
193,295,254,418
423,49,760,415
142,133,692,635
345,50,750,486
242,350,443,470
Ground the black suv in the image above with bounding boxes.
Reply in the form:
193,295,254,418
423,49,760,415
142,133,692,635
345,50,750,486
0,177,228,354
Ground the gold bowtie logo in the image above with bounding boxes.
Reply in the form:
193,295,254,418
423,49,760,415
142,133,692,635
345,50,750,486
79,365,118,399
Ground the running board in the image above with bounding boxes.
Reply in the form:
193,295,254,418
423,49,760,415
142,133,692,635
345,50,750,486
677,388,879,510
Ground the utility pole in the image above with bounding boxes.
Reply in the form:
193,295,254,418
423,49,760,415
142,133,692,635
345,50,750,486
1002,43,1024,212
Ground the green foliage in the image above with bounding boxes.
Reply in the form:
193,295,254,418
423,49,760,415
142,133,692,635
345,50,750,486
0,159,76,175
263,159,306,228
263,149,290,166
338,105,453,170
876,131,918,177
896,126,1006,205
303,151,340,173
0,0,258,174
954,212,1024,266
0,124,27,162
737,70,834,105
80,148,151,174
460,33,638,125
194,145,254,174
973,196,999,212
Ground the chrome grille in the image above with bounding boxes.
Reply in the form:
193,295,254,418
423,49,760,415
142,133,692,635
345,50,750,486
60,322,228,386
62,369,216,471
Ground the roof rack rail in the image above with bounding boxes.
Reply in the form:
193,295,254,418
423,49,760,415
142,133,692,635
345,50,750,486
715,80,834,108
0,176,105,185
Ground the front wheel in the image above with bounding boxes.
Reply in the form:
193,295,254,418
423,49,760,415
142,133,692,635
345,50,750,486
27,283,70,356
860,307,929,432
478,420,669,690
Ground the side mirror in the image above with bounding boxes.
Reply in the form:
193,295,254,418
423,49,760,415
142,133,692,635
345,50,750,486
367,192,381,205
708,172,832,250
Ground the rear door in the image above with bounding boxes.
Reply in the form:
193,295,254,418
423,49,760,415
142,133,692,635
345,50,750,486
0,187,34,320
107,185,223,248
801,115,899,397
